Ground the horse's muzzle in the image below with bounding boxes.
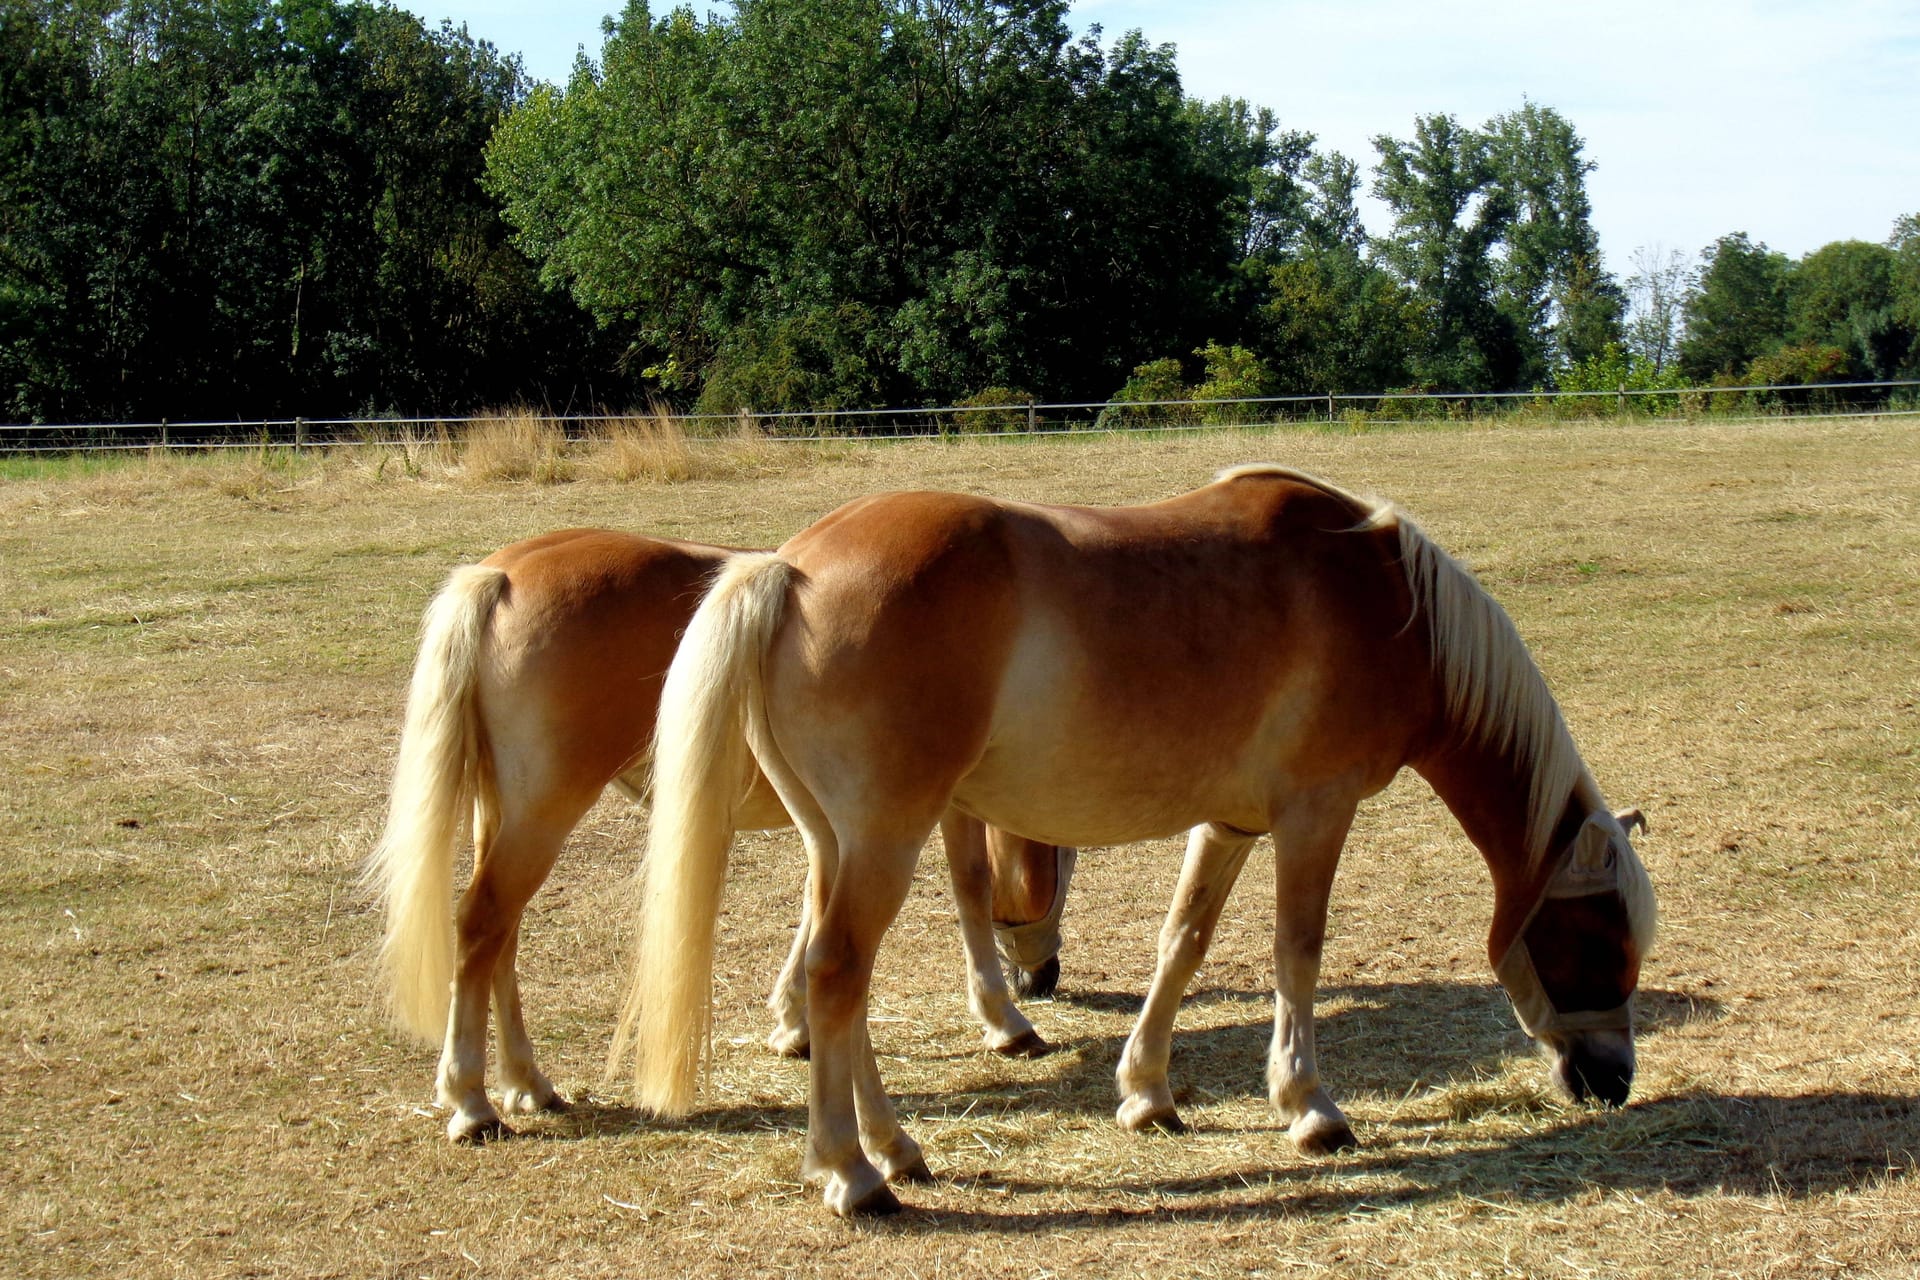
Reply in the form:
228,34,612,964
1548,1029,1635,1107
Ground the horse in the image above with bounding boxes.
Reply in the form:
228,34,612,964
615,465,1657,1216
364,529,1074,1144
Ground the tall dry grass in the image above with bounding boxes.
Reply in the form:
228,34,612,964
460,409,572,483
586,406,697,482
455,406,795,485
584,406,791,482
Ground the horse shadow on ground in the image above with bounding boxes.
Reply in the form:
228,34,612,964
1039,976,1719,1103
868,1087,1920,1234
545,978,1917,1226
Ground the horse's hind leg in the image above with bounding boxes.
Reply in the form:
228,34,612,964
1266,799,1359,1155
1116,822,1259,1134
492,920,565,1116
436,806,573,1143
800,827,930,1217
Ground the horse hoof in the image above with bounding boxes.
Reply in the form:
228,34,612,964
448,1114,514,1145
991,1029,1053,1059
823,1172,903,1218
1290,1115,1357,1155
846,1183,903,1218
887,1155,936,1185
767,1028,811,1059
1116,1096,1186,1135
501,1085,568,1116
1009,955,1061,1000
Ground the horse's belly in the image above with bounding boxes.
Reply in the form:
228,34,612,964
953,729,1275,846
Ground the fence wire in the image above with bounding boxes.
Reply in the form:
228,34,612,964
3,380,1917,453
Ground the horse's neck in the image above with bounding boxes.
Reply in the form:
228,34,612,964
1414,734,1582,960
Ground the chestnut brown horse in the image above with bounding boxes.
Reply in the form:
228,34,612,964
365,530,1071,1143
617,466,1656,1216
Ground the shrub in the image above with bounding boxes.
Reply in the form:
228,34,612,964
1192,342,1270,425
1744,344,1853,413
950,388,1035,434
1097,357,1194,428
1558,344,1691,417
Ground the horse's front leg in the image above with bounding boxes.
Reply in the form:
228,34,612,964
765,889,814,1058
1115,822,1258,1133
1267,799,1359,1154
942,813,1047,1057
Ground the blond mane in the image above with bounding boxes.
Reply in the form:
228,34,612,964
1391,513,1587,864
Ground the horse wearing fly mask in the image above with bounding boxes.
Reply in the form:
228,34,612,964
618,466,1657,1217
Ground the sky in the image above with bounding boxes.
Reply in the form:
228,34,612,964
407,0,1920,275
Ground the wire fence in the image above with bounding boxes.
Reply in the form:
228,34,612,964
3,380,1918,454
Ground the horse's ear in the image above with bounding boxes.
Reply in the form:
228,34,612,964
1614,807,1647,837
1569,812,1613,873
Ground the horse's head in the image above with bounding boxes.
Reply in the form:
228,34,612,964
1494,807,1657,1106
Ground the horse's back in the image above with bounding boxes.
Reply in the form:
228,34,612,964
767,473,1435,844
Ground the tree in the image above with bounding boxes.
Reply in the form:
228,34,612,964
1253,246,1420,396
1892,214,1920,378
1623,244,1692,374
1786,239,1908,380
1372,113,1519,391
0,1,110,416
0,0,607,422
1484,101,1621,380
1677,233,1791,382
486,1,1257,411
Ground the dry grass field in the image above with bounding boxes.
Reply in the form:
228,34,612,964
3,418,1917,1278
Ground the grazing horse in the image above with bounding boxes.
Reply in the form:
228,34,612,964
365,529,1070,1143
616,466,1656,1216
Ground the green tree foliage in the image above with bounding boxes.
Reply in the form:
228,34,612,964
6,0,1909,423
1228,148,1418,396
1485,102,1621,380
486,0,1262,411
1677,222,1920,390
1677,233,1792,382
0,0,607,421
1893,214,1920,378
1787,239,1908,379
1556,342,1688,415
1370,105,1620,393
1371,113,1518,391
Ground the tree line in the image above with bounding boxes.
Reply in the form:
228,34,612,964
5,0,1918,424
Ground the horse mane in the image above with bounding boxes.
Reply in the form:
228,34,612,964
1217,464,1586,866
1390,513,1589,865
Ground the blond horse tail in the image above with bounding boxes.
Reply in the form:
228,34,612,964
363,564,508,1044
609,552,793,1117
